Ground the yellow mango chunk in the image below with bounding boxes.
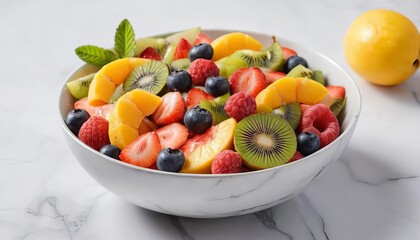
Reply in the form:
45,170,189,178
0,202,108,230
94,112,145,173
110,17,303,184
113,98,145,129
109,121,139,150
211,32,263,61
88,58,150,106
181,118,237,174
255,86,282,113
128,89,162,116
297,78,329,104
88,73,116,106
272,77,298,103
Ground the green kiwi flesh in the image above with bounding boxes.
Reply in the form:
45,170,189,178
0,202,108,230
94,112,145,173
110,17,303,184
216,56,248,78
234,113,297,169
135,37,169,57
286,64,313,78
123,60,169,94
330,97,346,117
232,42,283,70
311,70,326,85
272,102,301,130
199,93,230,125
66,73,96,99
171,58,191,71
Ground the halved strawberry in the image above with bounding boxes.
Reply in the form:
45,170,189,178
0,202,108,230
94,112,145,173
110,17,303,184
185,88,214,109
173,38,192,60
287,150,304,163
151,92,186,125
282,47,297,59
262,70,286,84
180,126,215,156
192,33,212,45
139,47,162,60
119,132,161,168
155,122,189,149
74,97,114,119
326,86,345,99
228,67,268,98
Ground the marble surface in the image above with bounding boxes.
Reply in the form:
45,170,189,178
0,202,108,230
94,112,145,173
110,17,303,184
1,0,420,239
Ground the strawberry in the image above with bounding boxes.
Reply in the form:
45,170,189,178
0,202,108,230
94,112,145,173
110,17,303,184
151,92,186,125
288,150,304,163
74,98,114,119
140,47,162,60
192,33,212,45
119,132,161,168
78,116,110,151
185,88,214,109
282,47,297,59
228,67,268,98
155,123,189,149
326,86,345,99
180,126,215,156
173,38,192,60
262,70,286,84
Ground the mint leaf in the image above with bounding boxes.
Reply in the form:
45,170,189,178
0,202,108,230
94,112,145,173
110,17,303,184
114,19,136,58
75,45,117,66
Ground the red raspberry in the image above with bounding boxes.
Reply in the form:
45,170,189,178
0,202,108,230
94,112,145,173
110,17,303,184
189,59,219,86
78,116,110,151
224,92,257,121
211,150,242,174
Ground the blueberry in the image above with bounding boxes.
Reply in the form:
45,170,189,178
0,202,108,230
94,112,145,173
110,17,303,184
65,109,90,136
99,144,121,160
183,106,213,134
167,70,192,92
297,132,320,156
188,43,214,62
205,76,230,97
284,55,308,73
157,148,185,172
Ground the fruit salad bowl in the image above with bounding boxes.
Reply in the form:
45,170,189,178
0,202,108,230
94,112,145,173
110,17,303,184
59,29,361,218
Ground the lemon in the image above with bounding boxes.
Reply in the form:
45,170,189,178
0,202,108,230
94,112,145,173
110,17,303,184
344,9,420,86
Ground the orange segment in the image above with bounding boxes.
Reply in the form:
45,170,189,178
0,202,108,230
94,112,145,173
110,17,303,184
211,32,263,61
181,118,237,174
88,58,150,106
256,77,328,112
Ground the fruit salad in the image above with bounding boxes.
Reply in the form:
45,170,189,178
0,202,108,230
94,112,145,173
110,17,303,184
65,19,347,174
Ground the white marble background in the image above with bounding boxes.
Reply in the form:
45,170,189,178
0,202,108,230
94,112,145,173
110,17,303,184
1,0,420,239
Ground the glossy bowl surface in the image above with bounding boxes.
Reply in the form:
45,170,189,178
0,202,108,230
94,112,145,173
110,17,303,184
59,29,361,218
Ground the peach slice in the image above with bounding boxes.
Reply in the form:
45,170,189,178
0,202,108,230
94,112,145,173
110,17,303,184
88,58,150,106
211,32,263,61
256,77,328,112
180,118,237,174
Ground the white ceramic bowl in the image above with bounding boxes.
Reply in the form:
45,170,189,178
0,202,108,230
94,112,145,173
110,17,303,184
59,29,361,218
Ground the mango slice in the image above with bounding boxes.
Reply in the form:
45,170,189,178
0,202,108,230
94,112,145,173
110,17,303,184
211,32,263,61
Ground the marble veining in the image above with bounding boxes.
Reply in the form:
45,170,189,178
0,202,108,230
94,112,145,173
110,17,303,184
2,0,420,239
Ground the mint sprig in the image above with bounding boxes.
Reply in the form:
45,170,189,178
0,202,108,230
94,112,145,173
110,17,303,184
75,45,118,67
114,19,136,58
75,19,136,66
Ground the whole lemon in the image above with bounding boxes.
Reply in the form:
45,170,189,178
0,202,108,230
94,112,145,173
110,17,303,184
344,9,420,86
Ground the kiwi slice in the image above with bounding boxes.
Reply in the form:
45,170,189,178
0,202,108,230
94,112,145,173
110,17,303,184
123,60,169,94
199,93,230,125
171,58,191,71
234,113,297,169
311,70,326,85
232,42,283,70
286,64,313,78
272,102,301,130
109,84,124,103
330,97,347,117
216,56,248,78
66,73,96,99
135,37,169,57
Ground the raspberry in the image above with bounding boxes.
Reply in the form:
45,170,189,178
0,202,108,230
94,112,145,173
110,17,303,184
211,150,242,174
78,116,110,151
188,59,219,86
224,92,257,121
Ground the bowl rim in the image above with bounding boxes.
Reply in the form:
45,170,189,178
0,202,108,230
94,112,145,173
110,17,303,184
59,28,362,178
